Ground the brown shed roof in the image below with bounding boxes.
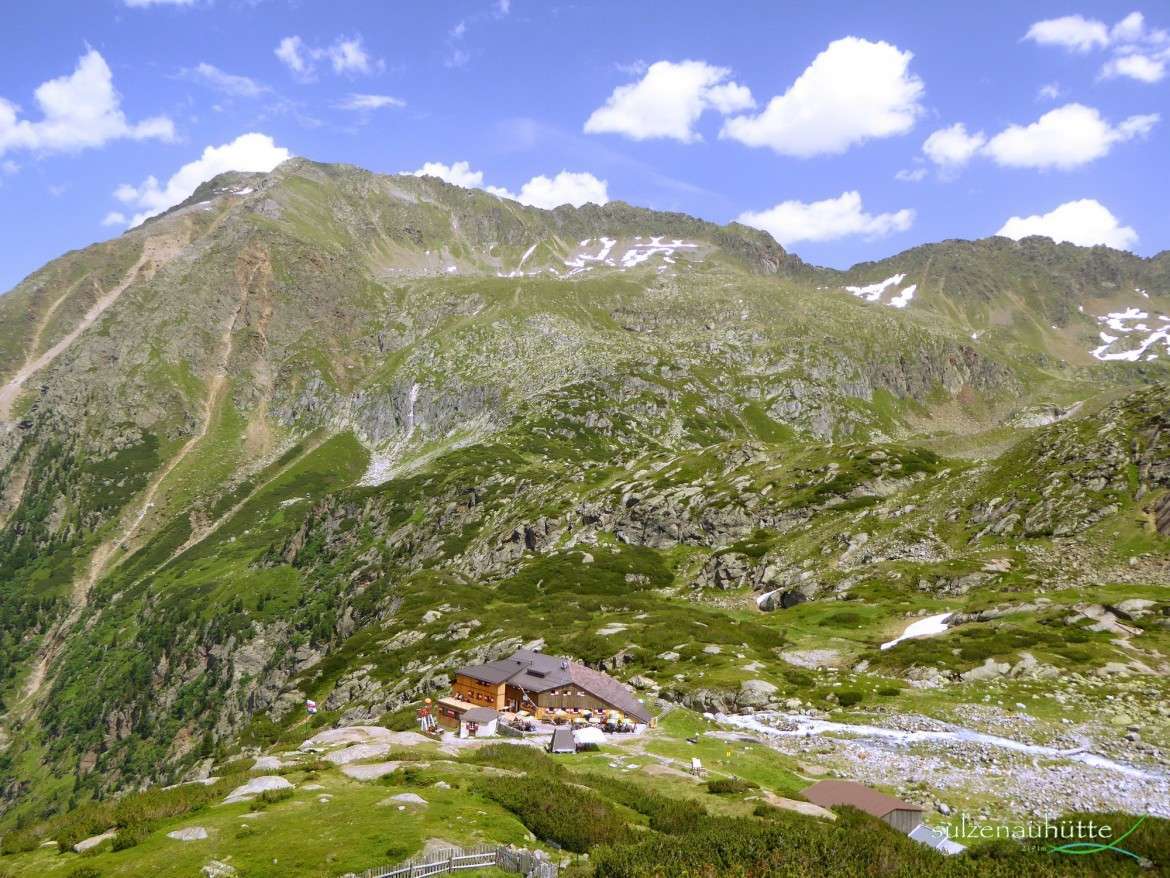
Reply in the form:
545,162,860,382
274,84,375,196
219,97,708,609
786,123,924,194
802,780,923,820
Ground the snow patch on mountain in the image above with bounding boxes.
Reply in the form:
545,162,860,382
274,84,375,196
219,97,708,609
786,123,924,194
1090,308,1170,362
562,236,699,277
842,274,917,308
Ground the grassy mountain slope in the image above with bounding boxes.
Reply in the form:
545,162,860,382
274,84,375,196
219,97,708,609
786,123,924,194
0,159,1167,869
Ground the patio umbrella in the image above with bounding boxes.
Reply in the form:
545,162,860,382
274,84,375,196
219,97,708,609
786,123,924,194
574,726,607,747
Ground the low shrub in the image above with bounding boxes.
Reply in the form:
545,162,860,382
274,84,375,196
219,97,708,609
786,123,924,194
578,774,706,835
464,743,563,778
52,805,113,852
0,829,39,855
877,686,901,697
705,778,759,796
386,749,446,763
380,704,424,732
590,806,1170,877
381,766,436,787
475,775,630,852
111,824,149,852
249,787,294,810
384,841,415,861
835,690,864,707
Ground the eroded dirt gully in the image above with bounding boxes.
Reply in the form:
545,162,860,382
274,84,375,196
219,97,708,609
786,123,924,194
13,235,277,719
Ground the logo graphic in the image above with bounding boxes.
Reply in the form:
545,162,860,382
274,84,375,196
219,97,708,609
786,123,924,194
1047,816,1147,863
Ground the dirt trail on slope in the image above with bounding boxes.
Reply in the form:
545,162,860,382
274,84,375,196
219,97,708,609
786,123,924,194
11,236,186,707
14,240,260,711
107,257,263,566
0,236,182,422
18,298,242,707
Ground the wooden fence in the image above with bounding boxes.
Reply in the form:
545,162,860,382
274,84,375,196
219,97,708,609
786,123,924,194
343,843,558,878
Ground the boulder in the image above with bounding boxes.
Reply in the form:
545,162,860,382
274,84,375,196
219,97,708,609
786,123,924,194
737,679,778,708
695,552,752,590
168,826,209,841
1112,599,1157,619
959,659,1011,682
341,761,406,781
390,792,428,806
224,775,293,804
324,742,392,765
73,829,116,852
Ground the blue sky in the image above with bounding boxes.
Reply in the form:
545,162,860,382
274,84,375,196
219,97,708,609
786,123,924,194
1,0,1168,292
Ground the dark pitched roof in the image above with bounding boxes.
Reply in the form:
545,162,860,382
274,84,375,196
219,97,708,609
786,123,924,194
568,663,651,723
454,659,523,685
454,650,651,722
802,781,923,819
461,707,499,723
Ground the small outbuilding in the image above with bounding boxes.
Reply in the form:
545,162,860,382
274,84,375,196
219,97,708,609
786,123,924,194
802,780,924,834
459,707,499,738
549,727,576,754
909,823,966,855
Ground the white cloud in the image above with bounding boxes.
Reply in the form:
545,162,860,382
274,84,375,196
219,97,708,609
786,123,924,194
1026,11,1170,84
445,47,472,69
275,36,310,77
113,132,290,227
922,123,986,169
407,161,608,209
983,103,1157,170
274,34,381,80
123,0,195,6
895,167,927,183
1112,12,1147,42
1,160,18,174
409,160,486,188
187,62,268,98
614,59,649,76
720,37,923,157
510,171,608,209
1024,14,1110,52
101,211,127,226
737,191,914,246
0,49,174,157
996,199,1137,249
495,0,511,13
584,60,753,143
1102,51,1167,83
1038,82,1062,101
329,37,377,75
335,93,405,111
